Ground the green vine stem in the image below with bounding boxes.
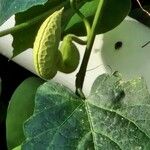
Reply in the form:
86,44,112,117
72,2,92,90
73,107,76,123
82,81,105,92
67,34,87,45
75,0,105,99
70,0,91,38
0,2,67,37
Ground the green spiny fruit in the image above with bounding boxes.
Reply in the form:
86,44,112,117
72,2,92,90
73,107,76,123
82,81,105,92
33,8,63,80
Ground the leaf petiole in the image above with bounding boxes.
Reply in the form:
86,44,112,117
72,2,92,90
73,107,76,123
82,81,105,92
70,0,91,38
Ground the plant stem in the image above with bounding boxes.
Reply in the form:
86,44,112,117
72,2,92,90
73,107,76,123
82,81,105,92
0,2,67,37
68,34,87,45
70,0,91,38
75,0,105,98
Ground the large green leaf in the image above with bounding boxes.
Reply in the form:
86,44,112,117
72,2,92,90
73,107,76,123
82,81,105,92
22,81,91,149
0,0,49,25
86,74,150,149
22,73,150,149
64,0,131,35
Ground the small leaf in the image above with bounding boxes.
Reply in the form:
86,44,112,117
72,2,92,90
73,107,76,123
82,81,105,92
22,74,150,149
0,0,48,25
6,77,44,150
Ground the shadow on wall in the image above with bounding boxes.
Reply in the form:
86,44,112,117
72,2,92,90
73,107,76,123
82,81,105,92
96,17,150,90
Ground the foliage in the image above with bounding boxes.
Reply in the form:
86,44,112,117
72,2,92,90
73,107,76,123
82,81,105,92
65,0,131,35
11,0,74,57
6,77,44,150
1,0,150,149
0,0,48,25
0,0,130,57
21,73,150,149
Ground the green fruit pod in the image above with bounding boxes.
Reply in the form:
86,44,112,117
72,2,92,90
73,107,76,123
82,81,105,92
58,35,80,73
33,8,63,80
6,77,44,150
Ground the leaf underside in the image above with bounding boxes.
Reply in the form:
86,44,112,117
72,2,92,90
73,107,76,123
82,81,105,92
22,73,150,150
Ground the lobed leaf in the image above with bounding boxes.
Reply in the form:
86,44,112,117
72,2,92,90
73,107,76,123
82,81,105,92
22,73,150,149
